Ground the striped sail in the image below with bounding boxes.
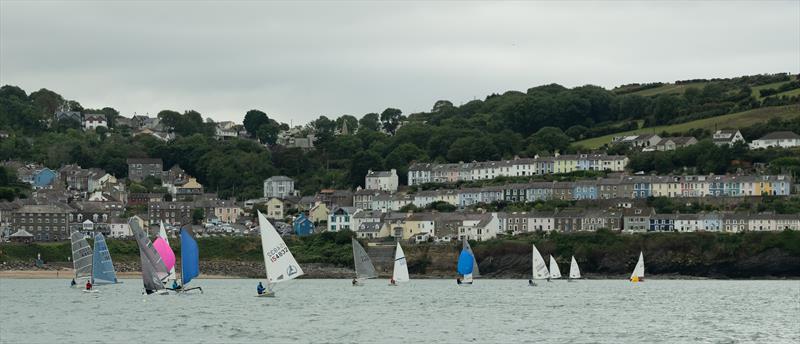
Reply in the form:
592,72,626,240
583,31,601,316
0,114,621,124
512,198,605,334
71,232,93,282
91,233,118,284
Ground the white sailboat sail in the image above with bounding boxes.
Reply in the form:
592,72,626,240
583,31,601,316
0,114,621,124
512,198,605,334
630,251,645,281
352,238,377,280
158,222,177,283
569,256,581,279
70,232,93,283
259,211,304,286
392,242,409,283
549,255,561,279
531,244,549,280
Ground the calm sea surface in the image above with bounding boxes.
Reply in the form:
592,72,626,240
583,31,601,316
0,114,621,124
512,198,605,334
1,279,798,343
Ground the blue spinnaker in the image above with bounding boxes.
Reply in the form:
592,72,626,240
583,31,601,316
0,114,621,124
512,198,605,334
457,248,474,275
92,233,118,284
181,228,200,285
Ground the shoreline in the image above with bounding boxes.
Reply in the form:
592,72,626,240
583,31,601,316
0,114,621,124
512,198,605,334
2,269,797,280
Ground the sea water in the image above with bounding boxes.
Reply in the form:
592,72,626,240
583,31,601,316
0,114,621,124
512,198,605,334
0,279,798,343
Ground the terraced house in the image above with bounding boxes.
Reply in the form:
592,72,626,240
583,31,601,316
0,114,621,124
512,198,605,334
407,154,628,186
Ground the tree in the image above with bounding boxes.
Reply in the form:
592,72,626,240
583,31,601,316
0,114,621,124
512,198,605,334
526,127,572,155
348,150,383,187
431,100,453,112
243,109,269,136
192,208,205,224
380,108,402,134
335,115,358,134
358,113,380,131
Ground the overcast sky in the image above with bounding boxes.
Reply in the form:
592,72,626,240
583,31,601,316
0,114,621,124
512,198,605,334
1,1,798,124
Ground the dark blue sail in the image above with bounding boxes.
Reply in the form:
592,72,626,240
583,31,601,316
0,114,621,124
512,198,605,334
457,248,474,275
180,228,200,285
92,233,118,284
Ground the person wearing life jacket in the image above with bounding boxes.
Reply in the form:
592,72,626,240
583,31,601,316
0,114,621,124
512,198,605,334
71,279,76,287
172,280,181,290
456,277,462,285
352,278,357,286
257,282,266,295
85,280,92,290
528,279,534,286
389,278,396,286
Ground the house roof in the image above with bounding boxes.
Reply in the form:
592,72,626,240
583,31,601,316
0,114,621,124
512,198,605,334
358,222,383,233
15,204,70,214
366,170,395,178
757,131,800,140
266,175,294,182
10,229,33,237
127,158,162,165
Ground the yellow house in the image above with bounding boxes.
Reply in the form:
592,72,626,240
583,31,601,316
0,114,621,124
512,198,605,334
401,213,437,240
554,157,578,174
308,202,330,224
264,198,284,220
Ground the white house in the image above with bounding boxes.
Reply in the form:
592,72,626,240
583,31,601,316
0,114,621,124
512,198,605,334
263,176,295,199
328,207,358,232
365,169,399,192
712,130,745,146
749,131,800,149
458,213,499,241
83,114,108,131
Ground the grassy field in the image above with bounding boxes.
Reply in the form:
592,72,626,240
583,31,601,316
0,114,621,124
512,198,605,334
752,76,799,99
626,81,708,97
624,75,797,98
573,104,800,149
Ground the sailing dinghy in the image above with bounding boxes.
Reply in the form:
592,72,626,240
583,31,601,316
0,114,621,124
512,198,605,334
529,244,549,286
568,256,581,281
157,222,177,285
174,228,203,293
91,233,119,285
456,239,480,285
257,211,304,297
131,218,170,295
70,232,93,288
351,238,377,286
389,242,409,286
548,255,561,281
630,251,645,282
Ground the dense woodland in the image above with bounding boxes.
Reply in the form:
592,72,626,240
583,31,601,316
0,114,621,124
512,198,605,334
1,73,798,200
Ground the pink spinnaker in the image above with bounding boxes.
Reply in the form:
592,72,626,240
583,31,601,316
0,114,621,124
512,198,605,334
153,237,176,271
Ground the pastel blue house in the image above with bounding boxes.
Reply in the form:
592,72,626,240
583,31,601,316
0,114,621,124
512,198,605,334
293,213,315,236
573,181,597,200
633,180,651,198
32,168,57,188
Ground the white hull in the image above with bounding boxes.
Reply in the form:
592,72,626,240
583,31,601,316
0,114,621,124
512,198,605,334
81,289,99,294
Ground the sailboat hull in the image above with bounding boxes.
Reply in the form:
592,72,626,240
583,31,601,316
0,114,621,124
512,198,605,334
256,291,276,298
81,289,99,294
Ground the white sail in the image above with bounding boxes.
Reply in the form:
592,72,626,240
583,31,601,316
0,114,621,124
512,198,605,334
259,211,304,284
630,251,645,280
158,222,177,283
549,255,561,279
463,239,480,277
531,244,549,280
569,256,581,279
392,242,410,283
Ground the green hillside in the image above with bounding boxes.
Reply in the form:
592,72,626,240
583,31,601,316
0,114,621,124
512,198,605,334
573,104,800,149
623,75,797,98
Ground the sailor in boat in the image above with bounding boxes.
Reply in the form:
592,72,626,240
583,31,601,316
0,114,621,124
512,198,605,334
456,277,462,285
85,280,92,290
528,279,534,286
71,279,76,287
257,282,266,295
389,278,396,286
546,276,551,283
352,278,357,286
172,280,181,290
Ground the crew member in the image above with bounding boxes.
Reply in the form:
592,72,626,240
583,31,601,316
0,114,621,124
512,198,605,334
257,282,266,295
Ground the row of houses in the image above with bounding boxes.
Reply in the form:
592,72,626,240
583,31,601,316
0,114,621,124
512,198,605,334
408,154,628,186
613,130,800,151
290,206,800,244
352,174,793,211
